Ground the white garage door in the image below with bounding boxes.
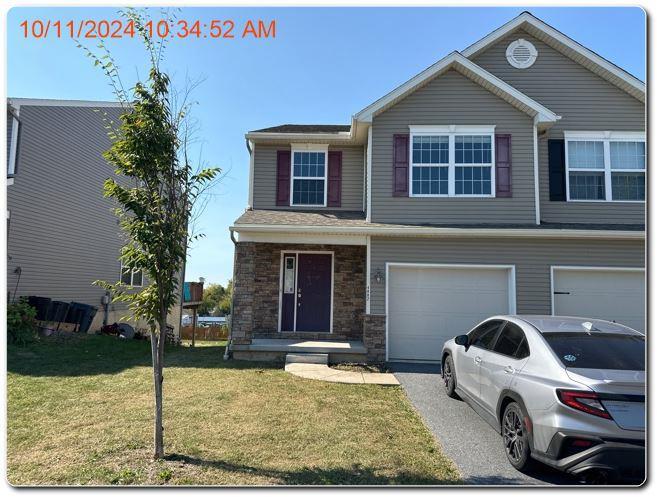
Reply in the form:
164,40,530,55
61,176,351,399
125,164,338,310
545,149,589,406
552,267,645,333
387,265,514,362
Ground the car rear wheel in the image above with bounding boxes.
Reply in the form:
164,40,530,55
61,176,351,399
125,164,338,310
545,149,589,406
502,402,532,471
442,355,458,398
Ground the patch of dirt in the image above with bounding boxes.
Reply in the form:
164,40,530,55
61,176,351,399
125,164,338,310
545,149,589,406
331,363,389,373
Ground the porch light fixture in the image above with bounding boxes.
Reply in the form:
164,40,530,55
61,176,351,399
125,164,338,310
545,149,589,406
374,269,385,284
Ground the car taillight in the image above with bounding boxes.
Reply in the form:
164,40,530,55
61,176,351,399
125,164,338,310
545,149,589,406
556,389,612,419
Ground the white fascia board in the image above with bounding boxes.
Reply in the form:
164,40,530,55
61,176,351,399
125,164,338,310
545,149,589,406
230,224,644,240
354,52,558,124
461,12,645,99
245,131,353,142
8,98,125,108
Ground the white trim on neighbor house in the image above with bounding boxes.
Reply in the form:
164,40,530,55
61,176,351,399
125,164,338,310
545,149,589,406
230,224,644,241
354,52,559,125
7,110,20,178
549,265,645,318
289,145,329,208
408,125,496,198
460,12,645,101
563,131,646,204
384,262,517,362
8,98,125,108
277,250,335,333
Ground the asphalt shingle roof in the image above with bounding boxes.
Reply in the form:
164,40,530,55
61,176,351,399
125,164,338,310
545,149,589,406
250,124,351,134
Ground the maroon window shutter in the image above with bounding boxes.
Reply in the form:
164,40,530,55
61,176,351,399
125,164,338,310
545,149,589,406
495,134,512,198
276,150,291,206
327,151,342,207
393,134,409,197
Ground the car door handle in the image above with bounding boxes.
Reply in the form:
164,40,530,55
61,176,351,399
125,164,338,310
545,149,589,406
504,365,515,374
474,356,482,364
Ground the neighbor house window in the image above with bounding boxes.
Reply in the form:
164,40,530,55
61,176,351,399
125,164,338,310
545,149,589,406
565,132,645,202
121,264,143,287
291,149,327,206
410,126,495,197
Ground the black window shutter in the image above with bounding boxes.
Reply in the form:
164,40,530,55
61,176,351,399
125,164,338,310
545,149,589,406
548,139,566,201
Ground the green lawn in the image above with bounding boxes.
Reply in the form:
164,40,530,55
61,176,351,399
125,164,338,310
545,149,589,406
7,336,460,485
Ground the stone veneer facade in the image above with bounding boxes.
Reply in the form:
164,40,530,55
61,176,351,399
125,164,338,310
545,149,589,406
231,242,367,343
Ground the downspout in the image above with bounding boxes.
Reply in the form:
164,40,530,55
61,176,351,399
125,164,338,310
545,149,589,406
246,138,254,210
532,119,541,225
224,227,239,360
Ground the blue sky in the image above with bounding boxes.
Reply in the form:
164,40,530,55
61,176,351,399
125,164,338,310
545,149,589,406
7,6,645,286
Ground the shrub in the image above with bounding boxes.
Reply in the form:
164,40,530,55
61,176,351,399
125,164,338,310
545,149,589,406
7,299,37,345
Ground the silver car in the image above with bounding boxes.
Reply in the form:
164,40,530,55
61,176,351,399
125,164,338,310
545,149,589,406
441,315,645,484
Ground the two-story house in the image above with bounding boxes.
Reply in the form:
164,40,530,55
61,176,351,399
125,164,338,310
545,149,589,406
228,12,645,363
6,98,183,335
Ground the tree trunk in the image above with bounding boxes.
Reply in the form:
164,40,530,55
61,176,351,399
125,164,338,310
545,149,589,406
151,326,165,459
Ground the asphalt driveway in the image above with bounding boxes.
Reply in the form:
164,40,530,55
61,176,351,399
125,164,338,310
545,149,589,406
390,363,576,485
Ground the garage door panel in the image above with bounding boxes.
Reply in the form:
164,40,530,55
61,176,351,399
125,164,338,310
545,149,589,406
553,269,644,333
388,266,512,362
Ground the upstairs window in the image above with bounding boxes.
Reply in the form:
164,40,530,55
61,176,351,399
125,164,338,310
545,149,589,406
410,126,495,197
291,149,327,206
121,264,143,287
565,132,645,202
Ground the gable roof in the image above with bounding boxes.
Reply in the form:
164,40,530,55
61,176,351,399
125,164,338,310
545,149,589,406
354,52,559,126
461,11,645,102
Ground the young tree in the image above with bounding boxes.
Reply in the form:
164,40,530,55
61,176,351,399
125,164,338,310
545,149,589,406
84,9,219,459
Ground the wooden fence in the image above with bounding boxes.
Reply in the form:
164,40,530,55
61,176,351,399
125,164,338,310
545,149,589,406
180,325,228,341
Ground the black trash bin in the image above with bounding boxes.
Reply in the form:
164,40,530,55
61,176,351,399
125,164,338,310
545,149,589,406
66,302,98,333
27,296,52,321
46,301,70,324
79,305,98,333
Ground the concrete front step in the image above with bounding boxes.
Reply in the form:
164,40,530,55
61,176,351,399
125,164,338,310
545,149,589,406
285,353,328,365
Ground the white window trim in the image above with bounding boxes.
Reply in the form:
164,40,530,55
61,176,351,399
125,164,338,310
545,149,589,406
290,144,329,207
8,112,20,178
121,264,144,287
409,125,496,198
564,131,645,203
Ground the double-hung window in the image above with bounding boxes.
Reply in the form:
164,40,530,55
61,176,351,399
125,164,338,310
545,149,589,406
291,146,327,206
121,264,143,287
409,126,495,197
565,131,645,202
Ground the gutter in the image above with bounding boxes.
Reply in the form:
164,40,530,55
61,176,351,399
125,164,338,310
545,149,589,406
230,224,644,240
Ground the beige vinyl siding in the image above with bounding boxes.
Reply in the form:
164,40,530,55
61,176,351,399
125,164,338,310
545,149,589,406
252,143,365,211
370,70,535,225
472,30,645,225
6,105,131,314
369,236,644,315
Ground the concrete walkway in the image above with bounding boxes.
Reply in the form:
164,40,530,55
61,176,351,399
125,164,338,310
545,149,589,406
284,353,399,386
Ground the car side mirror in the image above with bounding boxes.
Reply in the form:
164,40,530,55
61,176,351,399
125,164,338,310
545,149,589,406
455,334,469,347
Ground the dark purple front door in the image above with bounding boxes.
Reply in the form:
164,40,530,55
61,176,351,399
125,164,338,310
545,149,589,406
295,254,332,332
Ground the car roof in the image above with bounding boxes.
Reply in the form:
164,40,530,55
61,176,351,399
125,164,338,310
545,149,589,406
514,315,642,336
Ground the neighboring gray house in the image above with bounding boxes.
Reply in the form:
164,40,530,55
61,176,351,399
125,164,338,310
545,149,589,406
6,98,182,334
229,12,645,363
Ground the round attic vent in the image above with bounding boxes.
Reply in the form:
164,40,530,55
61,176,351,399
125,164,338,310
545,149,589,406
506,39,538,69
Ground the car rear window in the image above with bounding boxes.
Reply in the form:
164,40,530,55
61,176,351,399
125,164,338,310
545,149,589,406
542,332,645,370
